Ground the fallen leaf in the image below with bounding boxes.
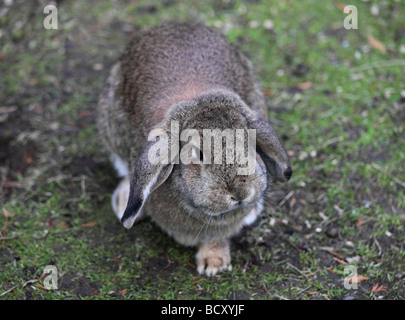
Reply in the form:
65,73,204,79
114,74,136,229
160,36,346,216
22,153,33,165
78,110,93,118
57,221,71,229
348,275,369,284
333,257,348,265
334,2,347,11
28,78,37,86
371,283,387,292
81,221,98,227
371,83,380,91
3,181,22,189
368,35,387,54
297,81,312,89
0,106,17,114
262,88,273,97
3,208,13,218
36,283,46,290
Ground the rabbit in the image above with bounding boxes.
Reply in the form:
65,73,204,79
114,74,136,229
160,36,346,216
97,22,292,276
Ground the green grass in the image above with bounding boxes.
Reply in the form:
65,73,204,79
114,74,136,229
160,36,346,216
1,0,404,300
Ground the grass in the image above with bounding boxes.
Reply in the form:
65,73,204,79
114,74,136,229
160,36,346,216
0,0,404,300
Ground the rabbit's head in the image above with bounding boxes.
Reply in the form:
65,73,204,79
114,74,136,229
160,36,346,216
121,89,291,229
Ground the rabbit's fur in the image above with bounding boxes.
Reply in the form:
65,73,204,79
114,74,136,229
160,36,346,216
97,22,291,276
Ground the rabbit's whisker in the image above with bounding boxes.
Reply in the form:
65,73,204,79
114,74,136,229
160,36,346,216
192,214,212,246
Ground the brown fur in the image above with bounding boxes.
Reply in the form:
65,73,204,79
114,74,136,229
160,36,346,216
97,22,292,276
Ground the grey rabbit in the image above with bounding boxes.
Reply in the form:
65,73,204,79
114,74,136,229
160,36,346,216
97,22,292,276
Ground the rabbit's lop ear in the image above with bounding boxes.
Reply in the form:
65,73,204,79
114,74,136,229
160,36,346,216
252,117,292,181
244,112,292,182
121,139,174,229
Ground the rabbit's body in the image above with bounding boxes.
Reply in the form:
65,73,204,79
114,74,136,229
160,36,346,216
98,22,291,276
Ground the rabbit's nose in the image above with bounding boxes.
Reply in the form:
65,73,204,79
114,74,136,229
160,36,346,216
230,189,251,204
230,197,243,206
230,196,240,203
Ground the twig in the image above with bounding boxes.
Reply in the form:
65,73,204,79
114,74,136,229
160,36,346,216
46,174,71,184
287,262,305,275
283,236,302,252
0,285,19,297
332,257,347,265
371,162,405,189
261,280,270,295
278,191,295,208
373,236,383,257
318,246,346,261
297,286,311,296
81,175,87,199
317,215,340,230
322,136,344,148
0,231,19,240
2,208,12,248
0,279,39,297
273,294,290,300
22,279,39,287
352,59,405,72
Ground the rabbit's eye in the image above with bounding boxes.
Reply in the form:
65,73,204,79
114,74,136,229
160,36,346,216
199,149,204,164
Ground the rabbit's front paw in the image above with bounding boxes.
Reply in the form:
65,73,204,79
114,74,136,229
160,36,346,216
196,241,232,276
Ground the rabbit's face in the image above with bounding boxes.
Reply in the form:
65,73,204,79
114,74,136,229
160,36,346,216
174,104,269,218
179,147,268,217
182,164,267,216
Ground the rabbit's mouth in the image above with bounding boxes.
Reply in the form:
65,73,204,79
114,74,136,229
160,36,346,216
193,190,262,217
194,201,255,218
